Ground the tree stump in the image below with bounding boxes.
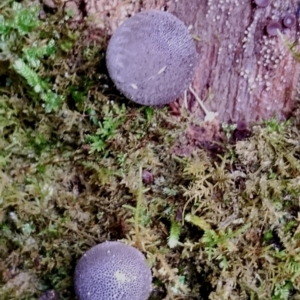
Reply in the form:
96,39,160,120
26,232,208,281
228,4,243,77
84,0,169,34
85,0,300,123
169,0,300,123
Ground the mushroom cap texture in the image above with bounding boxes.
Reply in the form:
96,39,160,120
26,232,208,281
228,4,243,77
106,10,197,106
74,241,152,300
74,242,152,300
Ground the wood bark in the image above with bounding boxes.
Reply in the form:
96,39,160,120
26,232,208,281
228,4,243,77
169,0,300,123
85,0,300,123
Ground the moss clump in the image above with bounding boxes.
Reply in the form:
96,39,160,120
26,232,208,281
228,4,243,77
182,120,300,299
1,1,300,300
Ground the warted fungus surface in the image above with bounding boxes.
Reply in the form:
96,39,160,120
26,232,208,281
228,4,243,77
74,241,152,300
106,10,197,106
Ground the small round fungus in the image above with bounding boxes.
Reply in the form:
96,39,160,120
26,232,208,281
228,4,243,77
74,241,152,300
266,21,282,36
254,0,271,7
283,13,296,28
106,10,197,106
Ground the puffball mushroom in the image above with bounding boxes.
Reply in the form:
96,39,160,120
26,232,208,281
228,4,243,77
266,21,282,36
254,0,271,7
106,10,197,106
283,13,296,28
74,241,152,300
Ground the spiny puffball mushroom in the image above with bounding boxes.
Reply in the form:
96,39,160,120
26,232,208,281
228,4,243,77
254,0,271,7
106,10,197,106
283,13,296,28
266,21,282,36
74,241,152,300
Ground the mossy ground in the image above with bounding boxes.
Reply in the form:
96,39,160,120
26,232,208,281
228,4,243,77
1,1,300,299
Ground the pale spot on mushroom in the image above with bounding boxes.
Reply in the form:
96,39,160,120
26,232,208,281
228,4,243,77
131,84,138,90
114,270,127,283
158,66,167,74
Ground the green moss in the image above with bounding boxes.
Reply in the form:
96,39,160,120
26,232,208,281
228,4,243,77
2,1,300,300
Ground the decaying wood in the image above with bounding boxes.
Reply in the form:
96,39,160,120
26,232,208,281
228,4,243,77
84,0,171,34
169,0,300,123
85,0,300,123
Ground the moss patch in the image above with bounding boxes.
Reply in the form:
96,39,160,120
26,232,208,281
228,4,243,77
1,1,300,300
